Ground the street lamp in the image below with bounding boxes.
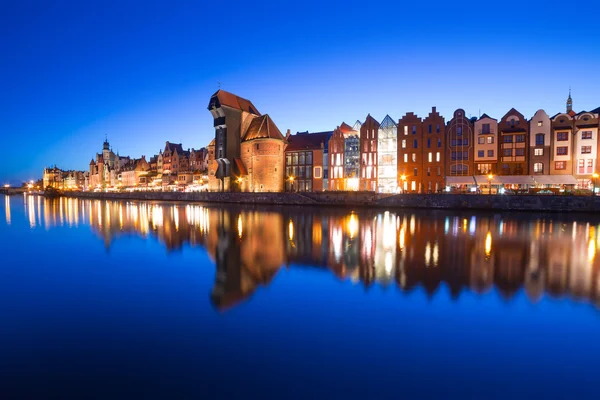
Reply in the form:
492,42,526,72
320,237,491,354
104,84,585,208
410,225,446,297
288,176,295,192
487,173,494,195
400,175,407,193
593,173,599,195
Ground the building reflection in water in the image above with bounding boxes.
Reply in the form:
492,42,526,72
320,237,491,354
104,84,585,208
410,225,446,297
17,194,600,311
4,195,11,225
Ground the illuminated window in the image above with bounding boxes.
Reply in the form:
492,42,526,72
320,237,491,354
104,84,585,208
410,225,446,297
555,161,566,170
428,152,432,162
487,136,494,144
402,139,406,149
412,153,416,162
537,121,543,127
436,152,440,162
404,154,408,163
314,166,322,179
534,163,543,173
404,126,408,135
534,148,543,156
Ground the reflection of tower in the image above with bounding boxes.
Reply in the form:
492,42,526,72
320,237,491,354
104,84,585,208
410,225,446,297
211,210,243,310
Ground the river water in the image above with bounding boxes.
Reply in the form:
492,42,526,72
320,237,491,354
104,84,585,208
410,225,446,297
1,194,599,398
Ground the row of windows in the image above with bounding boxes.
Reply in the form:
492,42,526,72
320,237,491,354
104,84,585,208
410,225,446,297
403,124,442,134
503,149,525,157
402,152,442,163
286,151,313,166
401,138,443,149
451,139,469,146
477,150,495,157
503,135,526,143
478,136,495,144
451,151,469,161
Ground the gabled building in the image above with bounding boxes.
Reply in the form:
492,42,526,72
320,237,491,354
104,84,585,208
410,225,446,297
398,112,423,193
239,114,286,192
328,121,360,191
207,90,265,191
285,131,332,192
573,108,600,188
474,114,498,175
551,106,576,177
422,107,445,193
498,108,529,176
529,109,551,176
359,114,379,191
446,109,474,178
377,115,398,193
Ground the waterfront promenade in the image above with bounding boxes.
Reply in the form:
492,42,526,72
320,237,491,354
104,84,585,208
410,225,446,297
59,190,600,213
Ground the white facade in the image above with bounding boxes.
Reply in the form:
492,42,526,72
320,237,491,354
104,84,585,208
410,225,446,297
574,112,598,177
377,115,398,193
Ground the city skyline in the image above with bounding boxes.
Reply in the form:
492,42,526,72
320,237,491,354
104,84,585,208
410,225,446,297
2,1,600,183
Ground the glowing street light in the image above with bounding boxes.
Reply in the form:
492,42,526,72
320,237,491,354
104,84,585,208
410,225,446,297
487,173,494,195
593,173,599,196
288,176,295,192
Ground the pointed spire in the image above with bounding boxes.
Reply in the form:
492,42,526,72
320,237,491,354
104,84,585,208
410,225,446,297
567,87,573,113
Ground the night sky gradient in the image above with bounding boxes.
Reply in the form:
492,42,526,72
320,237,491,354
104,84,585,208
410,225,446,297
1,0,599,183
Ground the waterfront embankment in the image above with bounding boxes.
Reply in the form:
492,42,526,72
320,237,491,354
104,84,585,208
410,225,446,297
59,190,600,213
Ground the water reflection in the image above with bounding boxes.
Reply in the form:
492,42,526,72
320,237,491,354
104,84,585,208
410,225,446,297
8,195,600,310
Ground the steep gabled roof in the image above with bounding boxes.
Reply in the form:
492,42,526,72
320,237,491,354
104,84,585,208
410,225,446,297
286,131,333,152
242,114,285,142
478,113,496,121
208,90,261,116
339,122,354,133
352,120,362,131
591,106,600,114
165,141,184,154
208,138,216,147
380,114,397,129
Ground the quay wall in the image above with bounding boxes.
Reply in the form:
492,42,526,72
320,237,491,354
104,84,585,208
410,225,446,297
60,191,600,213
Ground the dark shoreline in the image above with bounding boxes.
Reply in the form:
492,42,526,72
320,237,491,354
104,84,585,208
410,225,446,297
54,190,600,214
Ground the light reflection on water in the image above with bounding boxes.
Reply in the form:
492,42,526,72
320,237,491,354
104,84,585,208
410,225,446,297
5,194,600,311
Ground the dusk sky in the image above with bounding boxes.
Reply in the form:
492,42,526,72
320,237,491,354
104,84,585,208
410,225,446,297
1,0,599,183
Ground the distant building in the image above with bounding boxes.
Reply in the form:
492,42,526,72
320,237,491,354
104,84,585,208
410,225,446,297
285,131,332,192
529,109,551,176
359,115,379,191
398,112,422,193
207,90,286,192
498,108,529,176
422,107,445,193
445,109,474,189
377,115,398,193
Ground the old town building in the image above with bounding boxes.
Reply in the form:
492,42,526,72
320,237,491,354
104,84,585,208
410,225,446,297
474,114,498,175
529,109,551,177
377,115,398,193
422,107,445,193
239,114,286,192
498,108,529,176
397,112,423,193
359,114,379,191
344,122,361,190
207,90,285,192
328,125,346,191
285,131,332,192
573,108,600,188
445,109,474,188
550,104,576,178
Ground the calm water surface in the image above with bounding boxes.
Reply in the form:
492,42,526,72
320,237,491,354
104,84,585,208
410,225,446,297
1,194,600,398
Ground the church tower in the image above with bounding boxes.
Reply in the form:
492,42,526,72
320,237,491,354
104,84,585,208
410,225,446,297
566,88,573,114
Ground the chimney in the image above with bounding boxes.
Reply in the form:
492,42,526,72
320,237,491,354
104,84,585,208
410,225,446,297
286,129,291,139
432,106,437,113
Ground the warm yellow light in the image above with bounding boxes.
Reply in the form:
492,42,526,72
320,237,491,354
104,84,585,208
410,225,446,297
237,177,243,183
399,227,406,250
488,174,493,180
237,214,243,239
347,213,358,239
594,173,599,179
401,175,406,181
3,184,9,188
289,176,295,182
485,231,492,257
288,219,294,241
589,238,596,262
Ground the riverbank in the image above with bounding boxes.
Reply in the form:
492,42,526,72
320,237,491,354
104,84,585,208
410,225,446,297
58,190,600,213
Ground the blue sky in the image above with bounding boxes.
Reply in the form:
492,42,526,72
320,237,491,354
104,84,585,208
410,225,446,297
1,0,599,183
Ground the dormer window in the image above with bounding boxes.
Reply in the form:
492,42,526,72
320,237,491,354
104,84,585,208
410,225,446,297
537,121,543,127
